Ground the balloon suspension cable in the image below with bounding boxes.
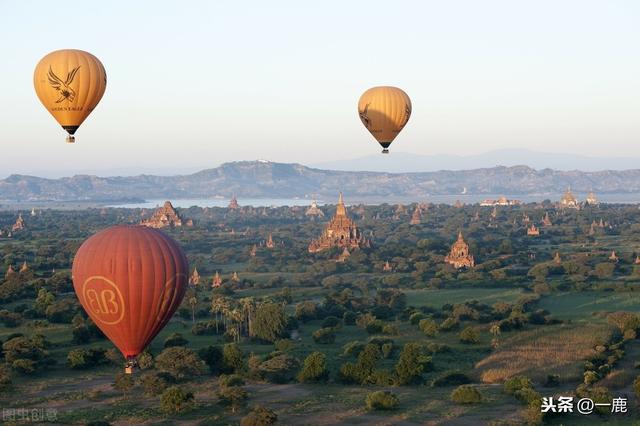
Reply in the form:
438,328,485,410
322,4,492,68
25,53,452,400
66,135,75,144
124,356,137,375
382,148,389,154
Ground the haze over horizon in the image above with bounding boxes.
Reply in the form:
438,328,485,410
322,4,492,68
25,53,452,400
1,1,639,177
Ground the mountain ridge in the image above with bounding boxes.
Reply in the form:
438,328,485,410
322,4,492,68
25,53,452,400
3,160,640,203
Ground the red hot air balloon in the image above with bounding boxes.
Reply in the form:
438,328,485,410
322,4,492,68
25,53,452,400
72,225,189,373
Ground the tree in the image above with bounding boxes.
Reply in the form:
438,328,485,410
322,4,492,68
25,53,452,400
199,345,223,374
155,347,206,380
241,406,278,426
160,386,195,413
222,343,245,373
312,327,336,344
164,332,189,348
395,343,431,385
253,303,287,343
419,318,438,337
67,348,106,369
298,352,328,383
34,288,55,315
217,385,248,413
113,373,134,398
258,354,299,383
140,372,171,396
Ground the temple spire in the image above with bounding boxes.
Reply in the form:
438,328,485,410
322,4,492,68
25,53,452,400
335,192,347,217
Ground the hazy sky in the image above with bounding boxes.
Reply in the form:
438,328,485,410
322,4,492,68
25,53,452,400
1,1,639,177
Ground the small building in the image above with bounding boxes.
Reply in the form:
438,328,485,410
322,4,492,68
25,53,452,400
444,232,475,269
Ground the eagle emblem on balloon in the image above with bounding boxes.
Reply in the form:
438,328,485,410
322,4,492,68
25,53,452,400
47,65,80,103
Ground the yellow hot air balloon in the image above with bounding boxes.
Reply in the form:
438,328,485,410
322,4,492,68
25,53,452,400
358,86,411,154
34,49,107,143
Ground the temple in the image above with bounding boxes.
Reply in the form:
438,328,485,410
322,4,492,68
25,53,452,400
228,195,240,209
305,200,325,218
250,244,257,257
383,260,392,272
554,252,562,264
308,193,370,253
585,190,598,206
410,206,422,225
212,271,222,288
231,272,240,283
559,187,580,209
527,224,540,236
189,268,200,286
444,232,475,269
542,212,552,226
141,201,191,228
19,261,28,273
609,251,619,262
12,214,25,232
4,265,15,279
266,233,275,249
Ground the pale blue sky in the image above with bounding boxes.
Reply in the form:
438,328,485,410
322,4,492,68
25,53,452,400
0,0,639,177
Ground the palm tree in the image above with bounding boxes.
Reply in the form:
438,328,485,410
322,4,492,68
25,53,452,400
188,295,198,324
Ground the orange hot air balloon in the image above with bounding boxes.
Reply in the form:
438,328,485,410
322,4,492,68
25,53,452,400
72,225,188,373
33,49,107,143
358,86,412,154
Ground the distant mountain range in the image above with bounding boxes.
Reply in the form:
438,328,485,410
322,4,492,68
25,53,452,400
4,160,640,204
313,149,640,173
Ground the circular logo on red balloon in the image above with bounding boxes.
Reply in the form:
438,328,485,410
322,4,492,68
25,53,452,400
81,276,125,325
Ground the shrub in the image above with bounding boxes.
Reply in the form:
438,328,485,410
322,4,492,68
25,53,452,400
365,390,399,410
343,311,357,325
222,343,245,373
156,347,206,380
382,324,399,335
241,406,278,426
409,312,425,325
395,343,431,385
140,372,171,396
342,341,364,357
164,332,188,348
419,318,438,337
322,316,341,328
137,351,154,370
312,327,336,344
219,374,245,387
503,376,533,395
439,317,459,331
258,354,299,383
160,386,195,413
451,385,483,404
11,359,36,374
217,385,248,413
432,371,471,387
112,373,134,398
298,351,328,383
67,348,107,369
366,320,384,334
459,327,480,344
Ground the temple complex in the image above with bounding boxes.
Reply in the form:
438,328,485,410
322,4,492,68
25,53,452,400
141,201,191,228
586,190,598,206
308,193,370,253
189,268,200,286
410,206,422,225
12,214,25,232
527,224,540,236
560,187,580,209
480,196,521,206
444,232,475,269
228,195,240,209
212,271,222,288
305,200,325,218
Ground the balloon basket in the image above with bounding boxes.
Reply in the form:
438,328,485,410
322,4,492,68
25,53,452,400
124,357,137,375
381,148,389,154
66,135,75,144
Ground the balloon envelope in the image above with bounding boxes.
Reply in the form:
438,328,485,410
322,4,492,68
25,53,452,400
33,49,107,142
72,225,188,358
358,86,411,153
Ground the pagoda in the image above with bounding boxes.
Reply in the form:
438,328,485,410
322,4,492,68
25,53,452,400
609,251,619,262
250,244,257,257
444,232,475,269
336,247,351,262
19,261,28,273
308,193,369,253
542,212,552,226
395,204,406,215
585,190,598,206
410,206,422,225
12,214,25,232
4,265,15,279
266,233,275,249
554,252,562,264
189,268,200,286
454,200,463,208
491,207,498,219
212,271,222,288
305,199,325,218
228,195,240,209
141,201,188,228
30,208,36,217
383,260,392,272
231,272,240,283
527,224,540,236
634,255,640,265
559,187,580,209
